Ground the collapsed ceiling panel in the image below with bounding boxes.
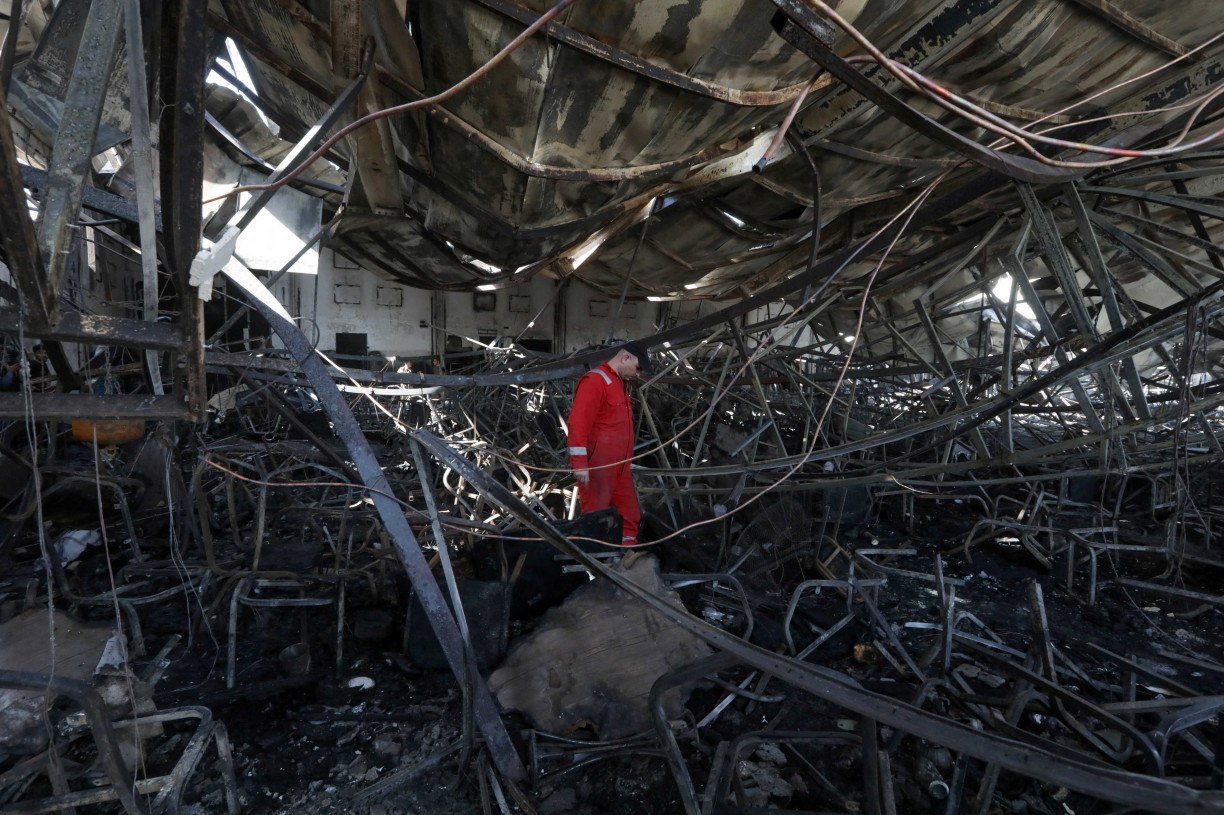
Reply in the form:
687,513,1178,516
0,1,1222,814
181,0,1224,354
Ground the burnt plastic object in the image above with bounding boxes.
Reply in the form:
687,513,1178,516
407,579,511,671
472,508,621,620
824,484,873,525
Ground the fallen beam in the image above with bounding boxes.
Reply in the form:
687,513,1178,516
413,428,1224,815
0,393,188,420
219,262,527,782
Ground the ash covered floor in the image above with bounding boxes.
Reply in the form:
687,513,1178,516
5,439,1222,815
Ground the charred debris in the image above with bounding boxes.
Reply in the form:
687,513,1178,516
1,1,1224,814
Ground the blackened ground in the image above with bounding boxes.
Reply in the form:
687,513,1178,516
156,631,684,815
23,480,1224,815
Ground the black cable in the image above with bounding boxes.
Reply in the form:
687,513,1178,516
786,132,822,304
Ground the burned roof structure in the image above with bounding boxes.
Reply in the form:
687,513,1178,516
1,0,1224,813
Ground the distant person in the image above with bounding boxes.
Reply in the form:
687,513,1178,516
431,357,445,375
27,344,51,390
393,359,427,426
0,348,20,392
84,345,119,394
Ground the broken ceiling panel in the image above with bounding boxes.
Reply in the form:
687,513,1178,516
189,0,1224,318
1,3,1224,812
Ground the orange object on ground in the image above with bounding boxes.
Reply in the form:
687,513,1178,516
71,419,145,446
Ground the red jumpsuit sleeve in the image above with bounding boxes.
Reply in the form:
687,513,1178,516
567,373,604,470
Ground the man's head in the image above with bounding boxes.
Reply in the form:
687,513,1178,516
608,341,652,381
32,344,46,362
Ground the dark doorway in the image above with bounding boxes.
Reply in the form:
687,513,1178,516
519,338,553,354
335,332,368,367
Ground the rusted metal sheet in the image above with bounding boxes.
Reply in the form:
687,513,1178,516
774,2,1076,183
1064,0,1193,57
1,0,1211,431
17,0,132,143
471,0,826,107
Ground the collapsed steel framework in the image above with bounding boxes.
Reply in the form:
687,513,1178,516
0,0,1223,813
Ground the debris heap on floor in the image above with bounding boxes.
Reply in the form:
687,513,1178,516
3,359,1224,814
1,0,1224,813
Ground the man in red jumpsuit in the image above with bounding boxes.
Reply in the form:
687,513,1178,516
567,342,651,545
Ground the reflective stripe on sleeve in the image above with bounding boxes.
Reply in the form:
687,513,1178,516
594,369,612,385
569,446,588,456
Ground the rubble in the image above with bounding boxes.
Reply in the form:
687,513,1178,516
489,554,712,739
0,1,1223,814
1,334,1223,815
1,336,1223,815
0,610,113,757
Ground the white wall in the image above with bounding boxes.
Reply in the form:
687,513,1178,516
277,249,663,358
441,275,559,351
559,279,660,351
282,249,433,358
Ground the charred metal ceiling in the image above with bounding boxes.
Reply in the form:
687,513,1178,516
157,0,1223,319
3,2,1224,815
10,0,1216,359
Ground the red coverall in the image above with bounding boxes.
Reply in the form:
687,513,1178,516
567,362,641,545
